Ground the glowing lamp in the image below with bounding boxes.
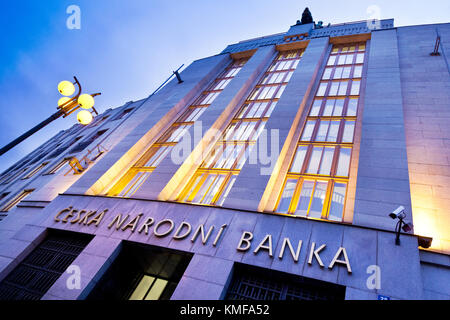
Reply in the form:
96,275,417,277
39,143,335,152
58,81,75,96
78,94,95,109
77,110,93,125
58,97,71,107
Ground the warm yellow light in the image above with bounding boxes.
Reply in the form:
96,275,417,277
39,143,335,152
58,80,75,96
78,94,95,109
58,97,71,107
77,110,93,125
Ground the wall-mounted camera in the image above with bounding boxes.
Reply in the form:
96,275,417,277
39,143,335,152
389,206,413,245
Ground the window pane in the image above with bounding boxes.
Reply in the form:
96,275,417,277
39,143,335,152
327,56,336,66
192,174,216,203
216,176,237,206
351,80,361,95
309,99,322,116
240,122,257,141
182,174,203,202
294,180,314,216
342,121,355,143
333,99,344,116
145,278,168,300
338,81,348,95
319,147,335,175
275,85,287,98
336,148,351,177
328,82,339,96
317,83,328,96
301,120,316,141
308,181,328,219
277,179,297,213
345,54,354,64
347,98,358,116
119,171,151,197
237,104,249,118
249,87,261,100
146,146,172,167
290,146,308,173
356,53,364,63
337,55,346,65
323,99,334,116
306,147,323,174
254,102,268,118
129,275,155,300
265,101,277,117
342,67,351,79
333,67,343,79
316,120,329,141
323,68,332,80
201,174,225,204
353,65,362,78
327,121,340,142
328,183,347,221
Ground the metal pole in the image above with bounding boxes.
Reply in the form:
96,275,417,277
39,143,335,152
0,110,64,156
395,219,403,245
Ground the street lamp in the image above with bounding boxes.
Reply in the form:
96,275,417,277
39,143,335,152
0,76,101,156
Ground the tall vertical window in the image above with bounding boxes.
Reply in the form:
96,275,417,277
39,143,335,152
0,189,34,212
109,59,248,197
178,50,304,206
45,157,72,175
22,162,49,179
275,43,366,222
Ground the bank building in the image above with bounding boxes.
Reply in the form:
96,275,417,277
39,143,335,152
0,10,449,301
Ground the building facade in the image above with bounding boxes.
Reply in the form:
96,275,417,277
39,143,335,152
0,17,449,300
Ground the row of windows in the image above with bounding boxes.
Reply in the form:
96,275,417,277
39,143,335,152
277,179,347,221
1,44,366,223
0,127,109,187
301,119,355,143
178,50,304,206
290,145,351,177
109,59,249,198
274,42,366,222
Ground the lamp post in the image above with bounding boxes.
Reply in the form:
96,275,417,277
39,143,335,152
0,76,101,156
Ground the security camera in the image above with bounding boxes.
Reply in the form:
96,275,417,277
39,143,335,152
389,206,406,219
418,236,433,249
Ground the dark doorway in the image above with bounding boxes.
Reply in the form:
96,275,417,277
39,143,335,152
0,229,93,300
87,241,192,300
225,263,346,300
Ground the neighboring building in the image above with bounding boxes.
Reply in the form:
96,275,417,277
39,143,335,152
0,14,449,300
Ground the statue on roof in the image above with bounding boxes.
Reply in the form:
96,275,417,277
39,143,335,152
301,7,313,24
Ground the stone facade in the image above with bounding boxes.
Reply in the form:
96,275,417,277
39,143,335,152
0,18,449,300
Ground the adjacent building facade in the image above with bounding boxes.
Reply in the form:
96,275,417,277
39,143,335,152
0,16,449,300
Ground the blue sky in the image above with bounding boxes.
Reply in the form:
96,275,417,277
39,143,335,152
0,0,449,173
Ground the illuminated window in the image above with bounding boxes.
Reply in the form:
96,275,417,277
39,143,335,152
0,189,34,212
129,275,169,300
109,59,249,197
275,43,366,222
179,50,304,206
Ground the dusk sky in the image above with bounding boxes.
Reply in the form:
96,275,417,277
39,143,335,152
0,0,448,173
